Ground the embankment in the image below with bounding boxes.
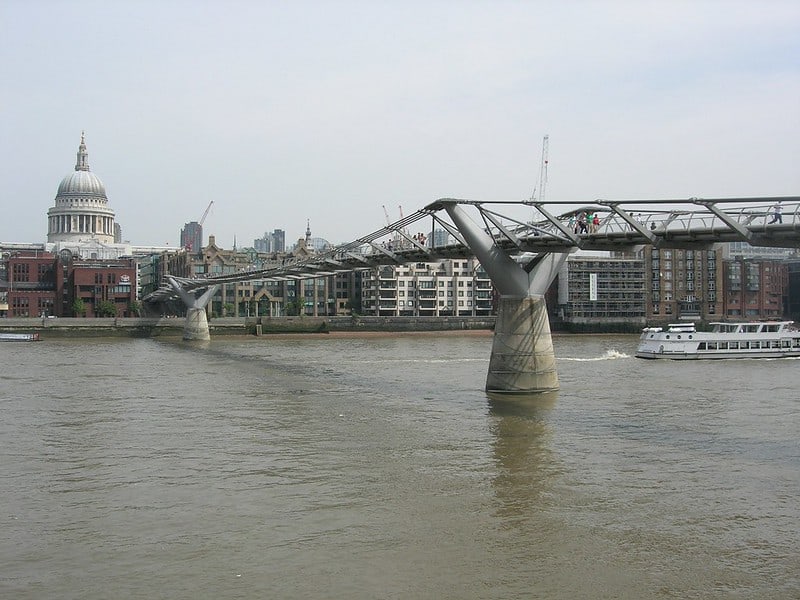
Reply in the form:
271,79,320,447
0,316,496,337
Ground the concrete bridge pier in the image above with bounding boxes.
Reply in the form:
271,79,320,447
442,201,568,394
487,294,559,394
183,306,212,341
167,276,218,341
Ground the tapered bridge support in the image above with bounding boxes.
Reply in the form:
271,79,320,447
487,295,559,393
167,276,218,341
442,202,568,394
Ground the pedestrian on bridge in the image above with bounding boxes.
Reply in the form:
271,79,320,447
769,201,783,224
577,212,588,234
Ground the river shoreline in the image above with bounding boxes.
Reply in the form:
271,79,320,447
0,315,497,338
0,315,645,338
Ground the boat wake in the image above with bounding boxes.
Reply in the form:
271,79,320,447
560,349,630,362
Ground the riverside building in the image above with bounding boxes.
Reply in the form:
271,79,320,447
552,254,646,329
642,247,725,322
359,259,493,317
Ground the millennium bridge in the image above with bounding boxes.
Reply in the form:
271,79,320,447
144,196,800,394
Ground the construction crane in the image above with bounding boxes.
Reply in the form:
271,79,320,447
530,135,549,203
199,200,214,225
382,205,391,226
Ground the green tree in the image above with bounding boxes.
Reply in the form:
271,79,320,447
128,300,141,316
71,298,86,317
285,299,303,316
96,300,117,317
224,303,235,317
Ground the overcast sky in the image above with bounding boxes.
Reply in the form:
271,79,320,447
1,0,798,248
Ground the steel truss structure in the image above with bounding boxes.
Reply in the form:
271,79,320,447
144,196,800,305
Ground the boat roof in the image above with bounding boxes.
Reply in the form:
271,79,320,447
708,321,794,326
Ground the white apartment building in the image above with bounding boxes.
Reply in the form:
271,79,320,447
360,258,493,317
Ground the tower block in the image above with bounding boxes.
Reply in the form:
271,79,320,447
442,202,567,394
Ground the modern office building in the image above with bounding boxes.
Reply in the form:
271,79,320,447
553,254,646,327
181,221,204,253
253,229,286,253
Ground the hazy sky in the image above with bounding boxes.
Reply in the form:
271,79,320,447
1,0,798,248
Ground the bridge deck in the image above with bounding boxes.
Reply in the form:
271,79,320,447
144,196,800,302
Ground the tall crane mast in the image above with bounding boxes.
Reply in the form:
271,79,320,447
199,200,214,225
531,135,549,203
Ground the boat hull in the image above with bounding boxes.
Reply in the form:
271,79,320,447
635,349,800,360
635,321,800,360
0,332,41,342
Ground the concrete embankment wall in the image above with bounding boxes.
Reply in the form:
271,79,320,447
0,316,495,337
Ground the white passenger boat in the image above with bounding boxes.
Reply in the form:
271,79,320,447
635,321,800,360
0,332,41,342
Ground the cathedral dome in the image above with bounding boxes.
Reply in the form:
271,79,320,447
56,169,107,197
47,132,117,245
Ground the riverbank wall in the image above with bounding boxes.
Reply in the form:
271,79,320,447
0,316,496,338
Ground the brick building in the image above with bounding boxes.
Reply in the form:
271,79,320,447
0,250,136,317
3,251,58,317
722,257,787,319
66,258,137,317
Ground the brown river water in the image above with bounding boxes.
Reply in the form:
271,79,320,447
1,332,798,599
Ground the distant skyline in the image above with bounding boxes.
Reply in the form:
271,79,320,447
1,0,798,249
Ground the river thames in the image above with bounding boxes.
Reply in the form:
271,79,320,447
1,332,798,599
